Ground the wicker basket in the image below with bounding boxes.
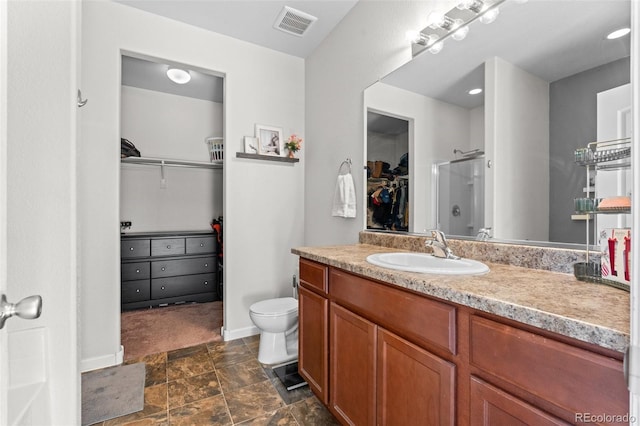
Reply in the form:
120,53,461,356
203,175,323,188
206,137,224,163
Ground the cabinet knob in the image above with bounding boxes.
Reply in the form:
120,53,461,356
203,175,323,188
166,245,171,249
161,267,166,271
200,243,205,247
161,286,165,290
136,289,140,293
204,263,208,267
135,269,140,273
129,247,134,251
204,281,208,285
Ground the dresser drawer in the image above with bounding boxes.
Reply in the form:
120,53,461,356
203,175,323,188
186,236,216,254
151,238,185,257
300,258,328,294
121,239,150,259
151,273,215,299
330,268,456,354
122,280,150,303
151,256,216,278
121,261,150,281
469,315,628,418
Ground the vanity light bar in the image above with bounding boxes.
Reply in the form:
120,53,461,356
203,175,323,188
409,0,509,56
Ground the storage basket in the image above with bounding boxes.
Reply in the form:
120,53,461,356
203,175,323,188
206,137,224,163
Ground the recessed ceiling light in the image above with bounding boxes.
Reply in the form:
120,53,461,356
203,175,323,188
166,67,191,84
607,27,631,40
468,88,483,95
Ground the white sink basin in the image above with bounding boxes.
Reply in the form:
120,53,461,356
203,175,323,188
366,252,489,275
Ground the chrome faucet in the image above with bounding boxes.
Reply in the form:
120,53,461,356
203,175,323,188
425,230,460,260
476,227,492,241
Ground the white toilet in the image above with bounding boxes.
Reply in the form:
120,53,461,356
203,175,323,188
249,297,299,365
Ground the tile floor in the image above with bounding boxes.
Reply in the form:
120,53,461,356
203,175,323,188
90,335,339,425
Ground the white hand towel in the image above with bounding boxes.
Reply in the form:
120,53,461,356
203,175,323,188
332,173,357,218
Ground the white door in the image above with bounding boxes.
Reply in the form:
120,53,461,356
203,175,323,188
0,1,80,425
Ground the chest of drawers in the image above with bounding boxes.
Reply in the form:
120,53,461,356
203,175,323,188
120,231,219,310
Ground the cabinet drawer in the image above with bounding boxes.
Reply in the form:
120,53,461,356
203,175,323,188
151,273,215,299
300,258,328,294
186,236,216,254
121,239,150,259
152,256,216,278
470,377,569,426
469,315,628,420
151,238,185,257
121,261,150,281
122,279,150,303
330,268,456,354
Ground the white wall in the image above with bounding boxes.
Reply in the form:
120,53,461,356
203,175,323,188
485,57,549,241
120,86,223,232
365,82,472,233
80,0,304,370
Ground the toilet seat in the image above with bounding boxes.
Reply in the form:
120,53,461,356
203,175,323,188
250,297,298,316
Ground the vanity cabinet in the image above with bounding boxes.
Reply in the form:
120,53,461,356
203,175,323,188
298,258,628,426
298,258,329,404
121,231,219,310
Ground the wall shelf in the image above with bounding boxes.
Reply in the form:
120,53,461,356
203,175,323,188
236,152,299,163
121,156,222,169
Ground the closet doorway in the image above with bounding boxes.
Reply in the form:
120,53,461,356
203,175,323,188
118,54,225,360
366,111,410,232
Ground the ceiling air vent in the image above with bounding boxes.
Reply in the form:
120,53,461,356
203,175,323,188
273,6,317,37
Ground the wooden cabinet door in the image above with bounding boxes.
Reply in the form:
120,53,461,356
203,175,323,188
377,328,455,425
470,377,570,426
330,302,376,425
298,285,329,404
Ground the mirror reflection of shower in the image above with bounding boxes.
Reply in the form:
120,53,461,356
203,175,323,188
435,149,485,238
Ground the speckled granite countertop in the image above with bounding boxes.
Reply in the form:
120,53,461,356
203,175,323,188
292,244,630,353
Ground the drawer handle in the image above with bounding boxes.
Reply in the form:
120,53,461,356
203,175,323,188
204,281,208,285
200,243,205,247
161,267,166,271
161,286,165,290
204,263,208,267
166,245,171,249
136,289,140,293
135,269,140,273
129,247,134,251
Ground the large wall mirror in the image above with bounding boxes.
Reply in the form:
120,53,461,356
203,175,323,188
364,0,630,248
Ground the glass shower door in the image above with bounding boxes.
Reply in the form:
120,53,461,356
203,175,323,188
436,157,485,237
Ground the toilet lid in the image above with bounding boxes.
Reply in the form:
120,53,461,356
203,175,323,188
250,297,298,316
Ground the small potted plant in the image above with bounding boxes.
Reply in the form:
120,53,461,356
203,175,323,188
285,134,302,158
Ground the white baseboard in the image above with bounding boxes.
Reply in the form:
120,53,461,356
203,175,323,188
222,325,260,341
80,345,125,373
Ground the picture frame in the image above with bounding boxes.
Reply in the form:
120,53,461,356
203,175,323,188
243,136,258,154
256,124,283,156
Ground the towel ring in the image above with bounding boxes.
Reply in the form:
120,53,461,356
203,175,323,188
338,158,352,175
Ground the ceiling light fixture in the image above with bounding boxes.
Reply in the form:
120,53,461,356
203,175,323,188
166,67,191,84
468,88,483,95
409,0,510,56
607,27,631,40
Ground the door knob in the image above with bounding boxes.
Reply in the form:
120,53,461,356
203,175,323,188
0,294,42,329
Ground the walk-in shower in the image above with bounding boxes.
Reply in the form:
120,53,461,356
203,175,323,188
434,150,485,238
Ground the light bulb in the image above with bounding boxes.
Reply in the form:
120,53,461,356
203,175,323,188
427,11,446,28
428,35,444,54
479,6,500,24
406,30,426,45
451,20,469,41
166,67,191,84
468,88,483,95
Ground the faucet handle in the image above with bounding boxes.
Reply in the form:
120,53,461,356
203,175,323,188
430,229,446,243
